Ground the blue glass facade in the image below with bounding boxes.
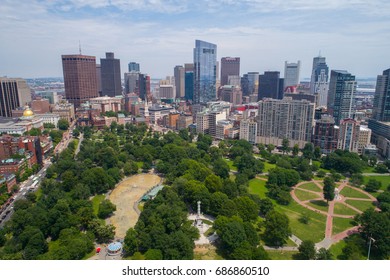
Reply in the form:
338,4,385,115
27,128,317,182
185,71,194,101
193,40,217,104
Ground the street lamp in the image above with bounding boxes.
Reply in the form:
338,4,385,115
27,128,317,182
367,236,376,260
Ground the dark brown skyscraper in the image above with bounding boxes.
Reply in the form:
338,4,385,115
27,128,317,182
62,54,98,108
220,57,240,86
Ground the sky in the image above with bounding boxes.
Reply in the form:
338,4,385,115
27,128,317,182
1,0,390,79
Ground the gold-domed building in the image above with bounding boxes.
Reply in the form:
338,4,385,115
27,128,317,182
22,106,35,118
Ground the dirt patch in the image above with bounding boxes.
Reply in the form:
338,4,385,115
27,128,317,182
109,174,162,239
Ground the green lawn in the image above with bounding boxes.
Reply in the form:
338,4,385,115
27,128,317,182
267,250,295,260
295,189,321,201
307,200,329,212
263,162,276,173
91,194,105,216
363,175,390,191
333,202,359,216
277,200,326,243
248,178,267,199
329,240,347,259
340,186,370,199
224,158,237,171
332,217,354,235
344,199,375,212
298,182,322,192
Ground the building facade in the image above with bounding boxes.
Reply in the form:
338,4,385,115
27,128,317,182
61,54,98,108
312,115,338,154
372,68,390,122
128,62,140,72
257,98,315,148
310,56,329,107
327,70,356,125
284,61,301,88
258,71,283,100
174,65,185,98
100,52,121,97
0,77,31,118
193,40,217,104
220,57,240,86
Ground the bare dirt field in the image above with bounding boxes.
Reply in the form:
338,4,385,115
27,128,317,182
109,174,162,239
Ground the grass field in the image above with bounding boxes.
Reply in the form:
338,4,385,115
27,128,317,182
194,245,224,260
267,250,295,260
332,217,354,235
92,194,105,216
345,199,375,212
277,201,326,243
333,202,359,216
248,178,267,199
225,158,237,171
307,200,329,212
340,186,370,199
329,240,347,259
295,189,321,201
263,162,276,173
298,182,322,192
363,175,390,191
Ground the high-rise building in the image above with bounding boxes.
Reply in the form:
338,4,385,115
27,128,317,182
284,61,301,88
221,57,240,86
219,85,242,105
100,52,121,97
128,62,140,72
0,77,31,117
124,71,140,94
242,72,259,97
327,70,356,125
62,54,98,108
184,63,194,101
258,71,283,100
310,55,326,93
239,119,257,144
312,115,338,154
174,65,185,98
193,40,217,104
337,118,360,153
257,98,315,148
310,56,329,107
372,68,390,122
96,64,102,96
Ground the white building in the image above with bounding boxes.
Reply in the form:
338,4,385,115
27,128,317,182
37,113,60,128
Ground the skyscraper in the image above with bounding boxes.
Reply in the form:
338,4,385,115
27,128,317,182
128,62,140,72
245,72,259,96
310,55,329,107
258,71,283,100
220,57,240,86
0,77,31,117
61,54,98,108
327,70,356,125
372,68,390,121
100,52,121,97
284,61,301,88
257,98,315,148
193,40,217,104
184,63,194,101
174,65,185,98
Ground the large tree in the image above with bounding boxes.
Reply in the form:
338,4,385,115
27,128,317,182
263,210,291,247
323,176,335,203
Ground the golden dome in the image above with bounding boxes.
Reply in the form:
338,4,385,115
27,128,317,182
23,106,34,117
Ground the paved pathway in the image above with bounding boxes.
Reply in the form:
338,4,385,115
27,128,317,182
289,179,378,249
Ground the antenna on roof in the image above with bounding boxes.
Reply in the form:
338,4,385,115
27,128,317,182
318,50,322,57
79,40,82,55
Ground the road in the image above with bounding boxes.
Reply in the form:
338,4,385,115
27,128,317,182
0,123,78,228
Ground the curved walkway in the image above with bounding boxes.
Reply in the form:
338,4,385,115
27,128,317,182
290,180,377,249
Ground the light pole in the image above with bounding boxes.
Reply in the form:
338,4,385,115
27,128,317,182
367,237,375,260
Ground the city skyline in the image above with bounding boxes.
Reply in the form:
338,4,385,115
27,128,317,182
0,1,389,79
